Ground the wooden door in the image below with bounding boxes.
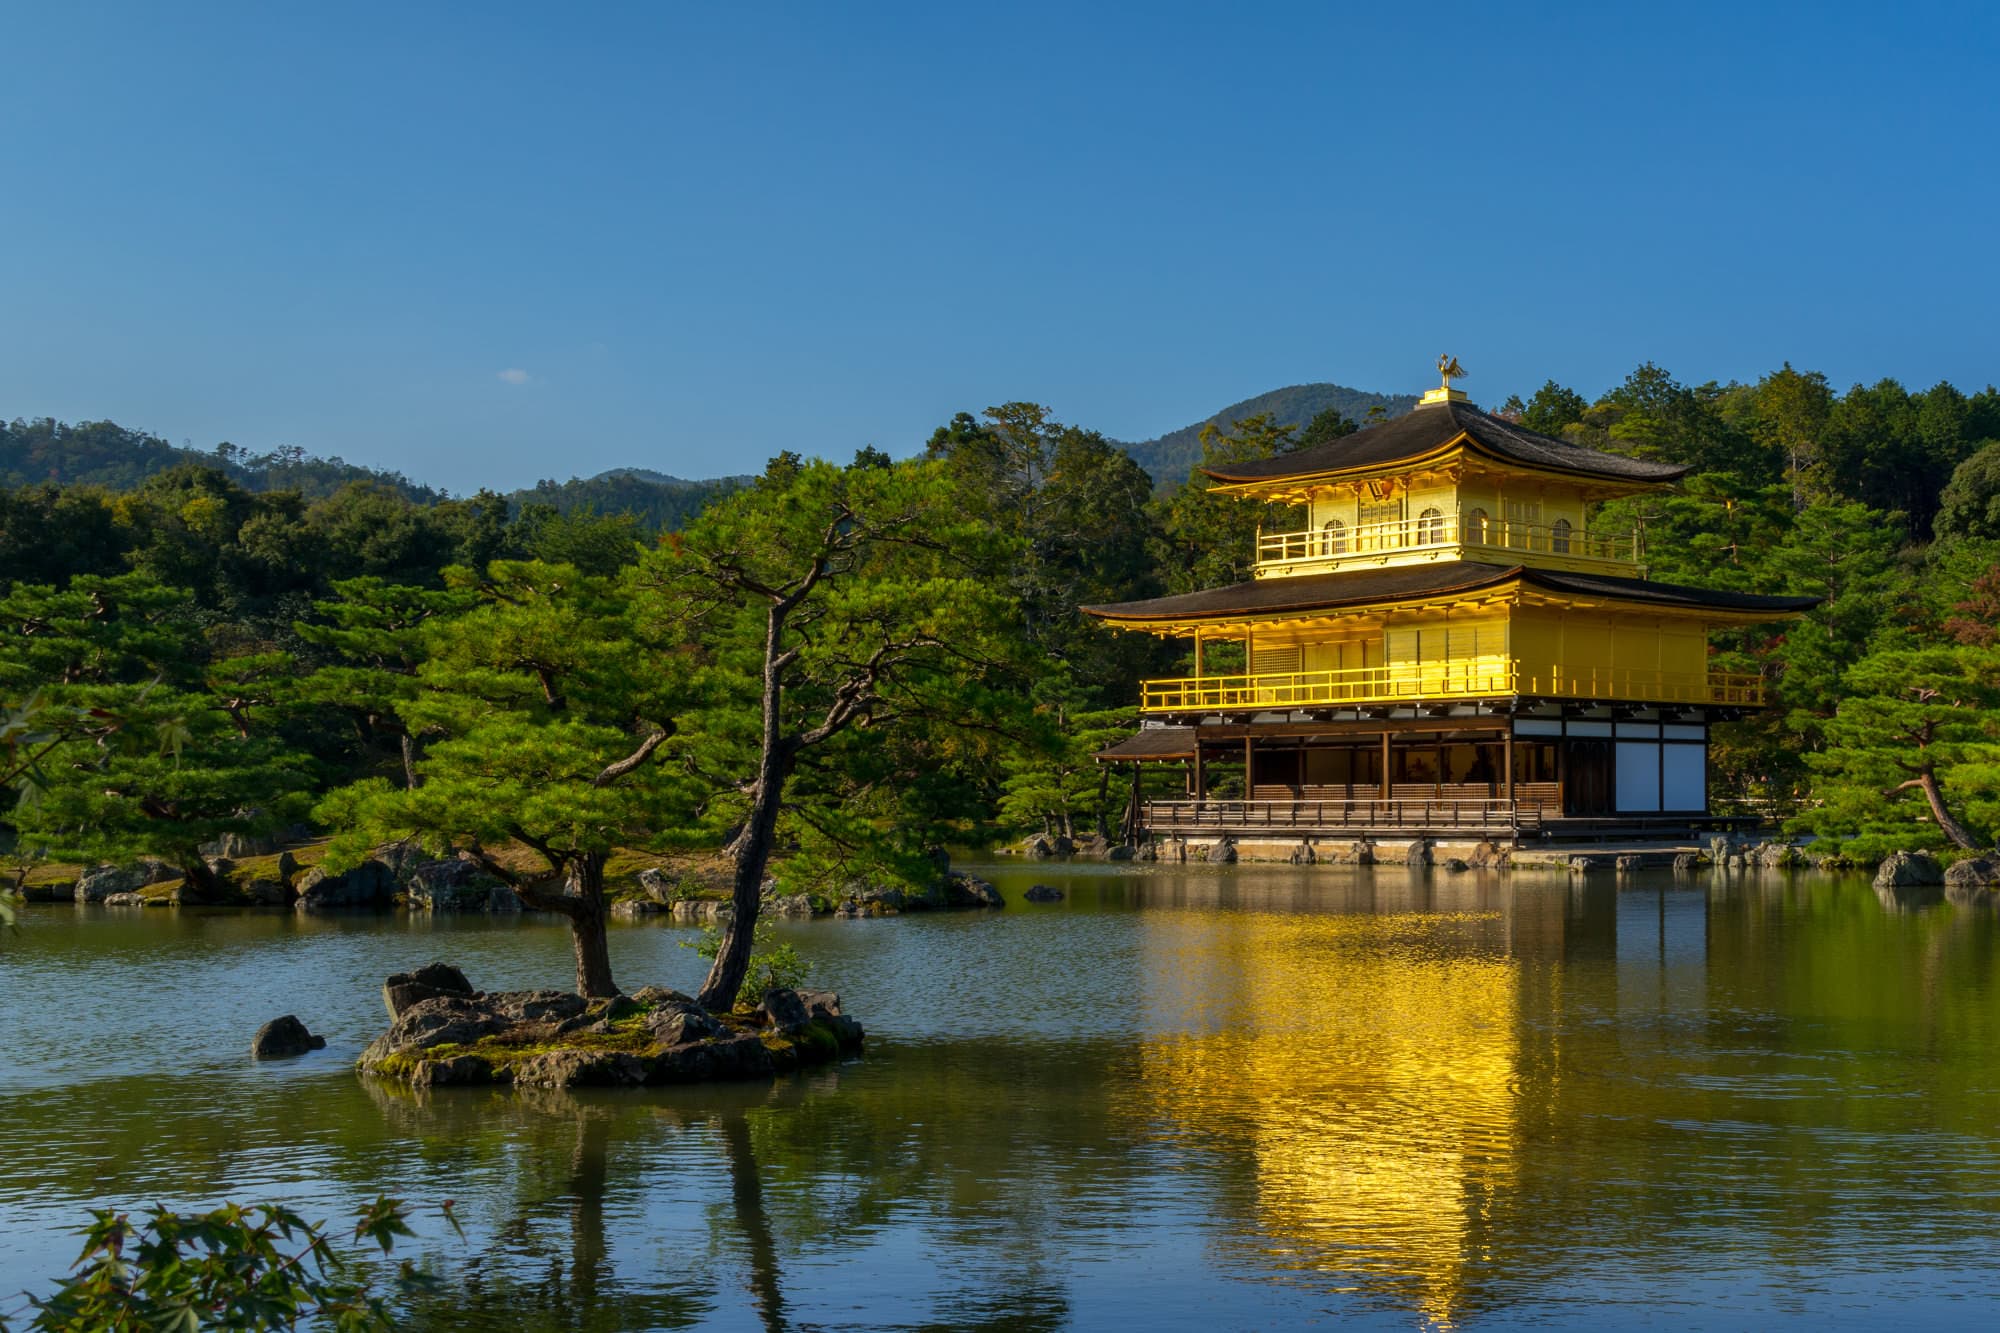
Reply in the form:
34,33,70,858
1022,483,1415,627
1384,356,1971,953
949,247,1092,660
1563,740,1614,816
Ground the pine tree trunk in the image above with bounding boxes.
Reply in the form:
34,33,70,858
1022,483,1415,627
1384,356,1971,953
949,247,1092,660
1912,770,1982,850
569,854,617,997
699,769,784,1012
698,607,792,1013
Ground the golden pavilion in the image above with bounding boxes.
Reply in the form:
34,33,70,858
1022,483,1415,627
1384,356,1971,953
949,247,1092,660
1085,359,1817,844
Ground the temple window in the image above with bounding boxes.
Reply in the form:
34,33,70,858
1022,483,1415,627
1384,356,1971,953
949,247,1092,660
1358,498,1402,548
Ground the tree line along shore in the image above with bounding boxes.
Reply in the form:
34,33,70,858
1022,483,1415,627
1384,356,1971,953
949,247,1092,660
5,362,2000,1000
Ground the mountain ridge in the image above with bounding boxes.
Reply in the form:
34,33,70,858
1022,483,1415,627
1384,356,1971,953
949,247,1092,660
4,380,1419,525
1110,382,1421,489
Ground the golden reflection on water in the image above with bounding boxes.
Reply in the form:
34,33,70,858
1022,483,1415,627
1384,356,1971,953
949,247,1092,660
1128,882,1568,1328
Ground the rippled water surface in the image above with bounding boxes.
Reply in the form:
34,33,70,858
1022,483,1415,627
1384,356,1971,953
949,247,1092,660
5,862,2000,1329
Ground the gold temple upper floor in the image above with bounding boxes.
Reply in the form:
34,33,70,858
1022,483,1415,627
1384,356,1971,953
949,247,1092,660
1254,506,1641,579
1138,660,1766,713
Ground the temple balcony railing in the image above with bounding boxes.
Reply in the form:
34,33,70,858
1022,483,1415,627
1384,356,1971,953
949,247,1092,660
1253,511,1641,578
1142,796,1539,836
1138,662,1764,712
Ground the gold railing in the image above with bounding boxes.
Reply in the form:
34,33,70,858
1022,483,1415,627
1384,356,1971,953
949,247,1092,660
1255,512,1639,568
1139,662,1763,712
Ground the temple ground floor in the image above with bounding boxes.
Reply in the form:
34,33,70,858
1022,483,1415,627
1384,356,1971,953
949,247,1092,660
1098,698,1758,846
1135,835,1726,868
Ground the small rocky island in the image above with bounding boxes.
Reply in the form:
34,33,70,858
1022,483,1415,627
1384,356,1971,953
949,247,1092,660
360,963,863,1090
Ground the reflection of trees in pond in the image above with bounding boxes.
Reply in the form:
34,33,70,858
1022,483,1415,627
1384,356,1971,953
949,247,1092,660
719,1110,786,1332
1688,875,2000,1262
377,1066,1084,1330
389,1086,708,1331
689,1060,1083,1330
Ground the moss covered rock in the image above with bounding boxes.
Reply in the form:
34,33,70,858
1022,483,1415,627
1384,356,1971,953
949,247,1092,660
357,978,863,1090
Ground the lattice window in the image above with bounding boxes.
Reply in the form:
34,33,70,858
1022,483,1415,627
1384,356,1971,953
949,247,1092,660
1253,642,1302,675
1417,506,1445,544
1504,498,1540,548
1320,518,1346,555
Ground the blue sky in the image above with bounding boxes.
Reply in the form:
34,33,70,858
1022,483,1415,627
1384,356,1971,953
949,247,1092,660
4,1,1997,492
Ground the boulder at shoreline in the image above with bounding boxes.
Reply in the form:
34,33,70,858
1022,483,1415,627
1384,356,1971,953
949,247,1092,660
252,1015,327,1060
1874,850,1944,890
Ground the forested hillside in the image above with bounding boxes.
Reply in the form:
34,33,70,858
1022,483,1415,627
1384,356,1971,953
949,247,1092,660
510,468,747,530
2,415,745,529
1114,382,1419,488
1,417,445,502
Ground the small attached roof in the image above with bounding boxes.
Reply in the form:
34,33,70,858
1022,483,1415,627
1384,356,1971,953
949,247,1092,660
1081,561,1820,624
1093,726,1198,761
1203,399,1689,487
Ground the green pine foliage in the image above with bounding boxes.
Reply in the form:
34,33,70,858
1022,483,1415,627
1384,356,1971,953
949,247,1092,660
317,560,689,996
0,574,316,894
997,670,1139,840
1936,442,2000,545
1790,647,2000,859
637,455,1030,889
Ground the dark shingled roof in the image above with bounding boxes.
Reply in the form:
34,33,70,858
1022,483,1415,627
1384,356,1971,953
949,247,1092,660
1203,399,1689,485
1093,726,1197,761
1081,562,1820,623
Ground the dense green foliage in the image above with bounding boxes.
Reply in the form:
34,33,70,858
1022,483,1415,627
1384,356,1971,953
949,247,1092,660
634,452,1033,1006
5,355,2000,931
317,561,687,995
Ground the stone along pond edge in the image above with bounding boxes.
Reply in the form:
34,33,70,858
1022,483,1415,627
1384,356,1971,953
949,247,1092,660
19,835,1006,920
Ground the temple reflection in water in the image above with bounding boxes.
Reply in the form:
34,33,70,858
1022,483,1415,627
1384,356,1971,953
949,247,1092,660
1122,870,1703,1327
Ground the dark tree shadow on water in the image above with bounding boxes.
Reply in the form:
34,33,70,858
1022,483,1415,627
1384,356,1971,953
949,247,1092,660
720,1109,788,1333
398,1091,706,1332
375,1061,1083,1332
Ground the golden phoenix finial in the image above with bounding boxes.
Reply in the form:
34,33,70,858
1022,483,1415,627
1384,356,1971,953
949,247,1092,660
1437,354,1465,387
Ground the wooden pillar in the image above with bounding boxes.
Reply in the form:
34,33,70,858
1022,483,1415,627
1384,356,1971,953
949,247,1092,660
1503,728,1515,803
1244,734,1255,799
1124,763,1143,843
1194,628,1203,680
1192,739,1205,800
1379,731,1392,800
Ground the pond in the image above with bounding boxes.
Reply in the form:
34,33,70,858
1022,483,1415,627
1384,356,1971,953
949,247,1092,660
3,861,1999,1329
